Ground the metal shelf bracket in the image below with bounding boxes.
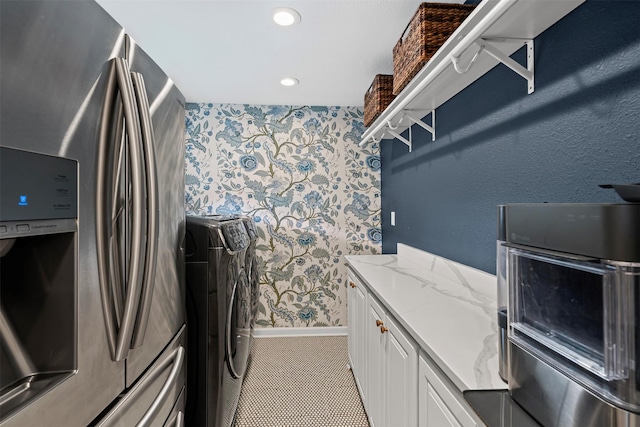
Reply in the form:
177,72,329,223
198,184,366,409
405,109,435,142
482,38,534,94
451,38,534,94
386,129,411,152
358,109,436,151
386,115,412,151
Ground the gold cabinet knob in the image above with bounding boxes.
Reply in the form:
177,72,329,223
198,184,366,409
349,282,357,288
380,326,389,334
376,320,384,327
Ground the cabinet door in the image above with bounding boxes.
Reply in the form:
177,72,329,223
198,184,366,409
418,354,480,427
385,316,418,427
355,282,368,400
422,382,461,427
367,295,387,427
348,275,358,371
348,275,368,399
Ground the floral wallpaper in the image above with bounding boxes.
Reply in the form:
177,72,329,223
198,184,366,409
185,104,380,328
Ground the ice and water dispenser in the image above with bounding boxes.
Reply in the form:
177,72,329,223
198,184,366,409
0,147,77,420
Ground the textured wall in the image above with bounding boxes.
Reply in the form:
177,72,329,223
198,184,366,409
381,0,640,273
185,104,380,327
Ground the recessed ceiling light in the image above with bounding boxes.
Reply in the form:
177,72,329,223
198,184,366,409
280,77,299,87
272,7,301,26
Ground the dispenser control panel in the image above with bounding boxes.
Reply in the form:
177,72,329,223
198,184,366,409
1,146,78,222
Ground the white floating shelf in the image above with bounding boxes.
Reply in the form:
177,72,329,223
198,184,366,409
360,0,586,148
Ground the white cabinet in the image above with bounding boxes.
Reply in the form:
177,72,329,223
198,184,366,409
418,354,482,427
348,271,418,427
385,316,418,427
347,274,367,402
366,296,387,427
348,271,483,427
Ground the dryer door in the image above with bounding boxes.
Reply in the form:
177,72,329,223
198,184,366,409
226,269,251,379
249,255,260,328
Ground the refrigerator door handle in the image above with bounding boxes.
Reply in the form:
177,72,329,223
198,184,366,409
97,57,147,362
97,59,122,358
136,346,185,427
109,123,126,327
175,412,184,427
165,411,184,427
130,72,159,349
113,57,147,362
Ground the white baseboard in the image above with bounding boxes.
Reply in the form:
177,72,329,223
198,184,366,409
252,326,347,338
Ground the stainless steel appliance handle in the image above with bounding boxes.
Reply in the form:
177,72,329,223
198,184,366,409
165,411,184,427
96,59,121,358
130,72,159,349
113,57,146,362
136,346,185,427
110,124,126,327
226,281,239,378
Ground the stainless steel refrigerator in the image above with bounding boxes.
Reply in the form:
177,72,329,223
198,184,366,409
0,1,186,425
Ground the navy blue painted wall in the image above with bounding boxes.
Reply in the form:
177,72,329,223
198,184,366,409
380,0,640,273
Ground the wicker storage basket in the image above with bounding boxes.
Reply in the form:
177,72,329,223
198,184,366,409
364,74,395,127
393,3,476,95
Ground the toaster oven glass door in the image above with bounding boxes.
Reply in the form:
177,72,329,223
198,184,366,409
508,248,626,381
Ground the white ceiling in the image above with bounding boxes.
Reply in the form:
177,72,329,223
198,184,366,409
96,0,464,107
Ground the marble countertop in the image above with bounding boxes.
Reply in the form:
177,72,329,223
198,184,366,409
345,244,507,392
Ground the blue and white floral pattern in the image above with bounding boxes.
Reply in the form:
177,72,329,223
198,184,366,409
185,104,380,327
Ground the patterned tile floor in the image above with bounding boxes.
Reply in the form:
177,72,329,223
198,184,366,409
233,336,370,427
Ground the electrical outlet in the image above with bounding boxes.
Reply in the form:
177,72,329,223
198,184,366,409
391,211,396,226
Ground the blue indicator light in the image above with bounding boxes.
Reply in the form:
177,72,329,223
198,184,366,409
18,195,28,206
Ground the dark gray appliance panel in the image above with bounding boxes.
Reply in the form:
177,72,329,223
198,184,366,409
0,147,78,222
